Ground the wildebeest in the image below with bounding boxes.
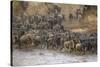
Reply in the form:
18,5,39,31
32,35,41,48
53,24,64,33
69,13,74,22
20,1,29,11
75,43,82,52
75,41,88,54
47,33,62,49
47,37,54,49
19,33,34,48
64,40,75,52
54,14,65,25
75,9,83,22
77,36,97,53
87,37,97,52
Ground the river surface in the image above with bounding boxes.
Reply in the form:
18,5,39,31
12,48,97,66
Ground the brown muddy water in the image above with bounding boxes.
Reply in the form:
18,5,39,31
12,48,97,66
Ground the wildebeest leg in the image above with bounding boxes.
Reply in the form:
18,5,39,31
83,46,88,55
47,40,51,49
44,41,47,49
18,41,21,49
59,40,64,50
82,47,85,55
18,37,22,49
47,43,49,49
69,13,73,23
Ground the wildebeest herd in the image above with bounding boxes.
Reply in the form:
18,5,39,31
12,4,97,54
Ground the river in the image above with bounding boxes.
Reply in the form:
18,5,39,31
12,48,97,66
